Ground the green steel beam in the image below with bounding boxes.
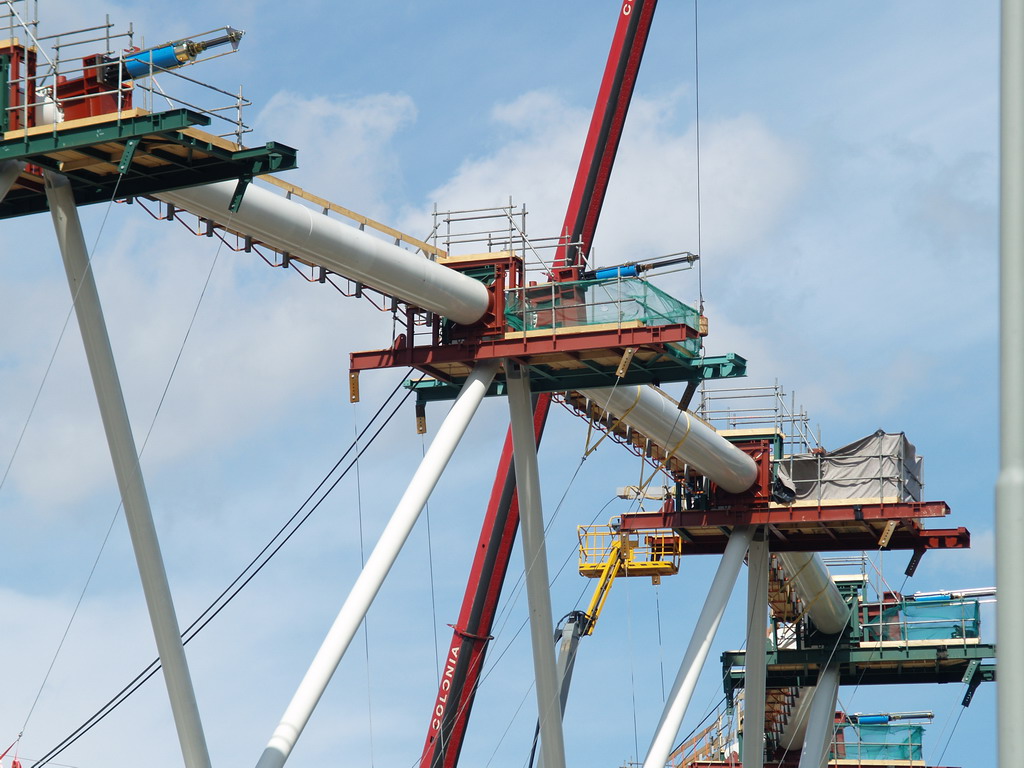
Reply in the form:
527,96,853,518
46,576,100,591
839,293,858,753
0,108,298,220
0,56,9,134
408,353,747,403
0,109,208,160
721,643,996,699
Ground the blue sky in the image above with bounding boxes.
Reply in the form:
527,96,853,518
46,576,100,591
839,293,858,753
0,2,1000,767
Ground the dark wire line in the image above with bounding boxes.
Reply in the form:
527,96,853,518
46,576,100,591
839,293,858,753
0,172,126,499
693,0,704,312
31,377,412,767
352,404,377,768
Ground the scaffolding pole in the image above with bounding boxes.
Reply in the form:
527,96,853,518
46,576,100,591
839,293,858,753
43,171,212,768
642,526,754,768
998,0,1024,764
507,362,567,768
255,360,498,768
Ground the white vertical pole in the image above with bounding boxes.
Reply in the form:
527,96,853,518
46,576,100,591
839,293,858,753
256,360,498,768
642,526,754,768
796,662,839,768
0,160,24,201
506,363,566,768
742,531,769,768
44,171,212,768
998,1,1024,765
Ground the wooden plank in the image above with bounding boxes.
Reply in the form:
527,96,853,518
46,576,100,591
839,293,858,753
503,320,645,340
3,108,149,141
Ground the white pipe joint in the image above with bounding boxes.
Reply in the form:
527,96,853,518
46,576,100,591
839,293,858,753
156,182,491,325
578,385,758,493
776,552,849,635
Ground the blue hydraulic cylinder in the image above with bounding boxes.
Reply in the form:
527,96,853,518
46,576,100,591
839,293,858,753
123,45,186,78
590,264,639,280
856,715,890,725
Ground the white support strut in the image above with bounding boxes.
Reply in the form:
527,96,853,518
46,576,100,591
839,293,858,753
743,531,769,768
255,360,499,768
577,385,757,493
642,525,755,768
0,160,24,201
998,0,1024,764
796,661,840,768
507,363,567,768
44,172,212,768
156,182,491,325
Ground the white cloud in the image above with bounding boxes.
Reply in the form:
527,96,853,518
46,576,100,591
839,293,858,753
256,92,417,218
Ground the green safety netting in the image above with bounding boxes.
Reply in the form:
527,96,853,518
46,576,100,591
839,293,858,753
870,598,981,641
505,277,700,352
835,724,924,760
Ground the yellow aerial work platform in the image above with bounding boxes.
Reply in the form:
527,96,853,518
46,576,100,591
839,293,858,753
577,524,682,636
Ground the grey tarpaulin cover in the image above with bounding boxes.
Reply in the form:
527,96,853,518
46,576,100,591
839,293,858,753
775,430,923,503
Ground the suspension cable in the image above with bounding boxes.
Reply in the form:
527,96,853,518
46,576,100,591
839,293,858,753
31,374,413,767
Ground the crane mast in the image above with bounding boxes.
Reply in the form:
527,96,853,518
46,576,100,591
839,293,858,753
418,3,659,767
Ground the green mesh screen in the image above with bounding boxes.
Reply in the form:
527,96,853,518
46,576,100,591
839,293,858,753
865,598,981,641
834,724,924,760
505,277,700,354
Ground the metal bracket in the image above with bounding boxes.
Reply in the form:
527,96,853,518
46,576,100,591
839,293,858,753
615,347,637,378
229,175,251,212
349,370,360,403
904,548,926,577
877,519,899,548
415,402,427,434
118,137,140,174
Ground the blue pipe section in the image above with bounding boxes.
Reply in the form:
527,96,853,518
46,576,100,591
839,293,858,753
857,715,890,725
123,45,183,78
591,265,639,280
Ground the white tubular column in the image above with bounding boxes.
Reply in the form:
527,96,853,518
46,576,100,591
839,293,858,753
1,160,24,200
742,530,769,768
775,553,849,635
998,0,1024,763
256,360,498,768
156,182,490,325
44,172,212,768
507,363,566,768
577,385,757,493
642,526,755,768
796,661,840,768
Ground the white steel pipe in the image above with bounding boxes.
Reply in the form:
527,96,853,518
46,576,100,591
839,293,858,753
776,553,849,635
998,1,1024,764
778,688,814,752
255,360,498,768
156,182,491,325
796,661,840,768
0,160,24,201
578,385,757,493
642,526,755,768
742,532,769,768
44,172,212,768
507,364,567,768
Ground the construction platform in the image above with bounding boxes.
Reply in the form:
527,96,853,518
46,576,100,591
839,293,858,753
0,108,296,218
722,642,995,697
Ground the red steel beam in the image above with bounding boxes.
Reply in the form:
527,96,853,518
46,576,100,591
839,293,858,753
554,0,659,268
619,500,952,531
655,526,970,556
349,322,696,371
